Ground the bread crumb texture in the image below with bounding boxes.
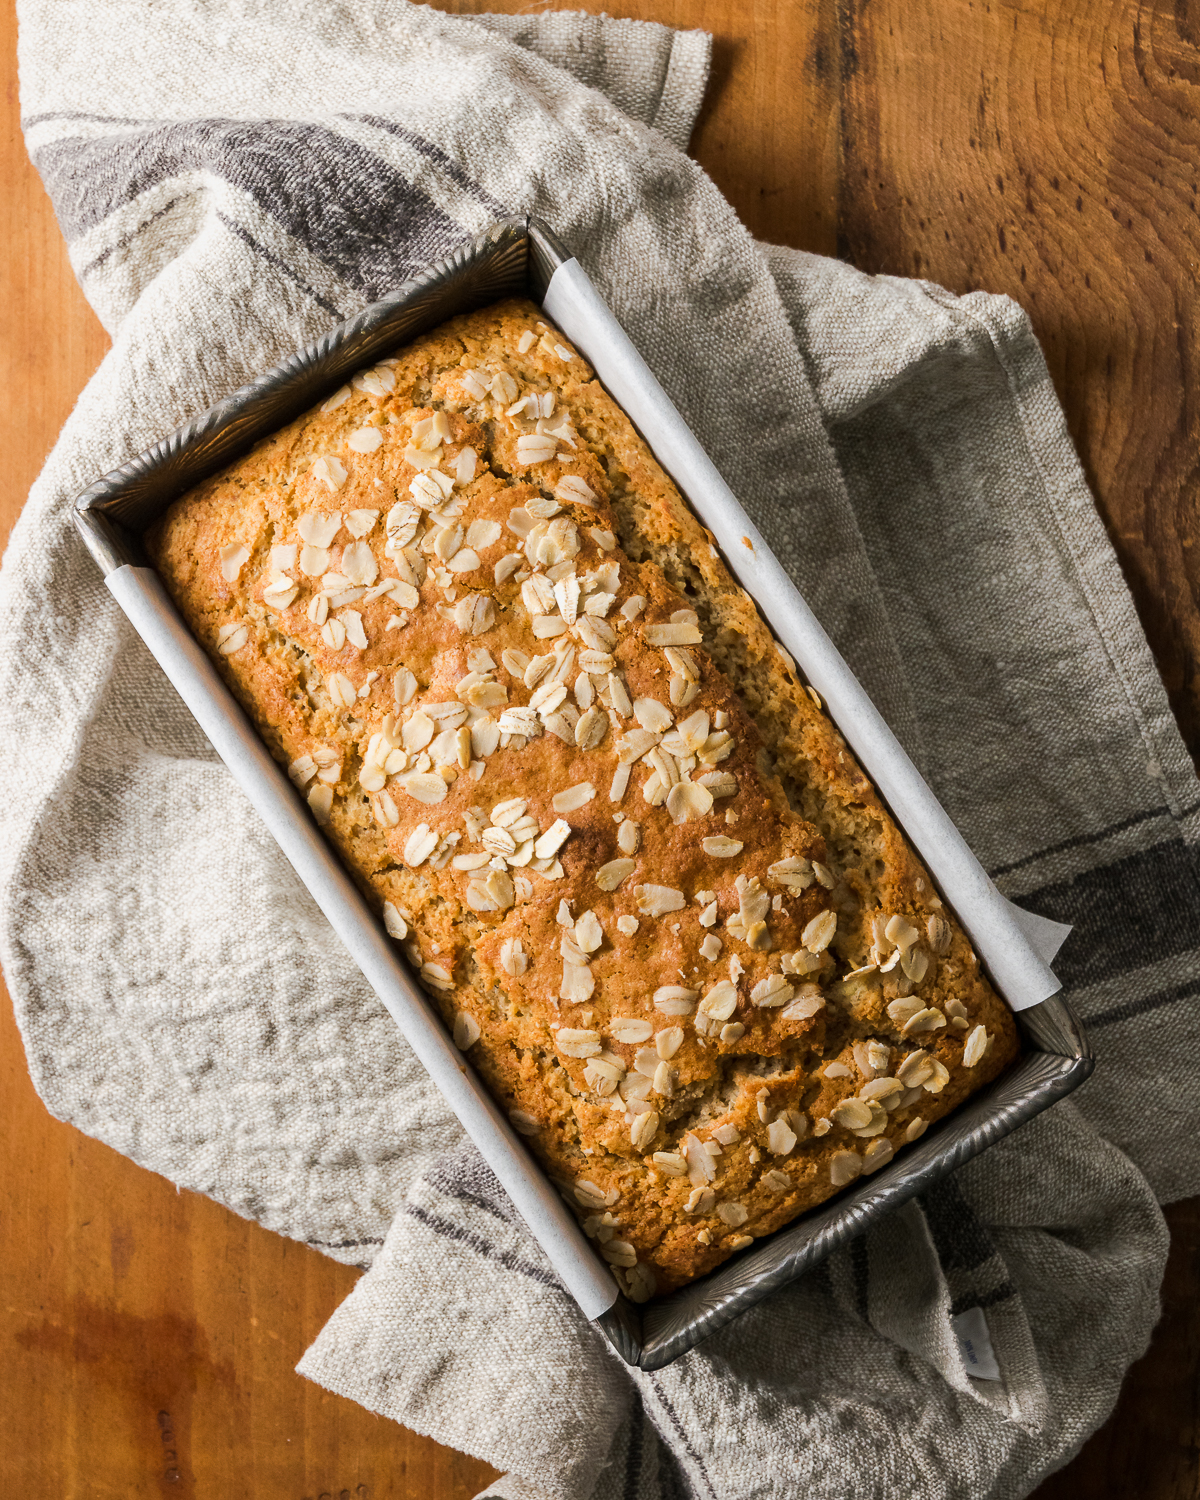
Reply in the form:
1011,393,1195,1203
148,298,1019,1301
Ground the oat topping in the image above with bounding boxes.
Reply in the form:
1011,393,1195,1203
219,544,250,583
216,621,249,654
963,1025,989,1067
155,298,1018,1303
829,1150,863,1187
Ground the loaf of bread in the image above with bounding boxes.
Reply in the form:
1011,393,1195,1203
148,297,1019,1300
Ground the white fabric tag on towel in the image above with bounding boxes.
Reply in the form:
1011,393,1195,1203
951,1306,1002,1381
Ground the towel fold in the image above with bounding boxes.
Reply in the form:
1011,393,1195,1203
5,3,1193,1495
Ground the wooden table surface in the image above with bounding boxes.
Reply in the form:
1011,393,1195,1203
3,0,1199,1495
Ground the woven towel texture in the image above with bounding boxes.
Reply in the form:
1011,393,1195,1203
4,2,1196,1496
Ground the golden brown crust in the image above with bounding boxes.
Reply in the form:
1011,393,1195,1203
147,298,1019,1300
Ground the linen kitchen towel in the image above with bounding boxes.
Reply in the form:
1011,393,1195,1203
5,2,1193,1496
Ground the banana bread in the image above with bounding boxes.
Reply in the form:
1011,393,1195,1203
146,297,1020,1300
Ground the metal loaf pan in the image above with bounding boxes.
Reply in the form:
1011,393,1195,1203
74,216,1092,1371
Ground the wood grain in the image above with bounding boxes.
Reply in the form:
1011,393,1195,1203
839,0,1200,761
426,0,841,254
0,990,496,1499
1,0,1198,1495
1035,1196,1200,1499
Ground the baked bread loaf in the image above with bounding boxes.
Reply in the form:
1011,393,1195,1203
148,297,1019,1300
